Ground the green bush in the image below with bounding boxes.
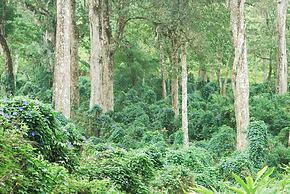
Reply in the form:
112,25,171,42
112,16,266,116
150,165,195,194
77,143,155,193
0,124,68,193
0,96,81,169
219,152,254,180
247,121,268,169
208,125,236,158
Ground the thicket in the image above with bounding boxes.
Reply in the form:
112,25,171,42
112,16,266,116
0,82,289,193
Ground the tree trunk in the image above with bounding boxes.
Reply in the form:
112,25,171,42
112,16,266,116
171,38,179,118
70,0,79,117
160,41,167,99
181,43,189,148
0,0,15,95
88,0,102,110
276,0,288,94
89,0,114,112
101,0,114,112
0,33,15,95
267,50,273,81
230,0,249,151
54,0,74,118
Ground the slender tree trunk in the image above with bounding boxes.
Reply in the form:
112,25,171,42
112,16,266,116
160,42,167,99
0,0,15,95
54,0,74,118
171,38,179,118
70,0,79,116
88,0,102,109
101,0,114,112
0,33,15,95
267,52,273,81
230,0,249,151
181,43,189,148
276,0,288,94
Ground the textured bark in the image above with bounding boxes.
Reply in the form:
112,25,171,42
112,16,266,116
230,0,249,151
160,40,167,99
54,0,74,118
276,0,288,94
171,38,179,118
181,44,189,148
88,0,102,109
100,0,114,112
0,33,15,95
70,0,79,116
89,0,114,112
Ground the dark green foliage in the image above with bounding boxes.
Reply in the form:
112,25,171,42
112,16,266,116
150,165,195,193
0,96,81,169
208,125,236,158
77,143,155,193
247,121,268,169
250,94,290,135
219,152,254,180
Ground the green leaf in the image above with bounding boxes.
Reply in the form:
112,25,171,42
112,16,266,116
226,184,245,194
256,166,268,182
232,173,250,194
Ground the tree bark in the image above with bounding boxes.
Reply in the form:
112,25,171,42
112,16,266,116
181,43,189,148
171,38,179,118
160,43,167,99
0,32,15,95
54,0,75,118
70,0,79,117
88,0,114,112
230,0,249,151
88,0,102,110
276,0,288,94
100,0,114,112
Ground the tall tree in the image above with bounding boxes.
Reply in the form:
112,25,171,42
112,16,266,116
70,0,79,116
276,0,288,95
230,0,250,151
54,0,76,118
0,0,15,95
88,0,102,110
181,43,189,148
171,35,179,118
89,0,131,112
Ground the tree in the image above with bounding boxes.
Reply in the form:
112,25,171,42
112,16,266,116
88,0,102,109
0,0,15,95
230,0,250,151
54,0,77,118
276,0,288,95
181,43,189,148
70,0,79,116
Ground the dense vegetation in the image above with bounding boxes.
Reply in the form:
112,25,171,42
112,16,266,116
0,0,289,193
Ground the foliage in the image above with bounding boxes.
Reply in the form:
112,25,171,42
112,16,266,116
246,121,268,169
208,125,236,158
0,96,81,170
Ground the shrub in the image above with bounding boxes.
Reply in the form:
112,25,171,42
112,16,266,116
219,152,254,180
0,96,81,169
247,121,268,169
77,143,155,193
208,125,236,158
0,124,69,193
150,165,195,194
